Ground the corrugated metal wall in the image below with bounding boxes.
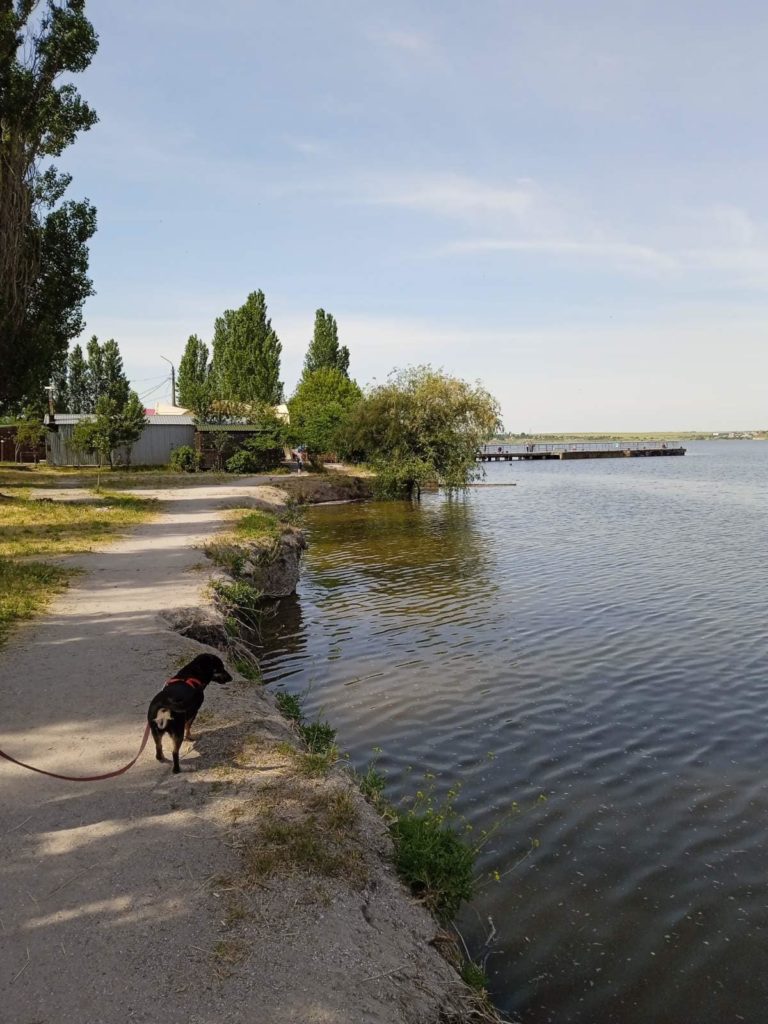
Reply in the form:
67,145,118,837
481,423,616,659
47,423,195,466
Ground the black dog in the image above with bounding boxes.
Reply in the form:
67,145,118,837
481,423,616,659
147,653,232,773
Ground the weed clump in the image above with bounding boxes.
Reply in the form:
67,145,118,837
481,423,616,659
460,958,489,992
390,809,475,922
273,690,337,757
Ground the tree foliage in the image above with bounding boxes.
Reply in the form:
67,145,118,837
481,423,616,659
56,336,129,413
71,391,146,467
304,309,349,377
343,366,502,498
0,0,98,412
289,367,361,455
13,417,45,461
177,333,211,413
211,291,283,405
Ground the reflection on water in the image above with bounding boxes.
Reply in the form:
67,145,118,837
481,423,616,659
257,443,768,1023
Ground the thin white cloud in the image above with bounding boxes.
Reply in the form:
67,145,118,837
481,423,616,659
364,174,537,221
435,237,678,273
368,28,435,55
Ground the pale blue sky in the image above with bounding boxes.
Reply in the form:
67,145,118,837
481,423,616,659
64,0,768,429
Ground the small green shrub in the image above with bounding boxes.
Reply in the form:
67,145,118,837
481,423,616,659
225,449,258,474
169,445,201,473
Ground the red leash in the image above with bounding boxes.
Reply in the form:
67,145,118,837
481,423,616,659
0,723,152,782
0,676,200,782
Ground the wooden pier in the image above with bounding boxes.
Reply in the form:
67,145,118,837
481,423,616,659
478,441,686,462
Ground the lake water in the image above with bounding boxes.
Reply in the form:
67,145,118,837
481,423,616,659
258,442,768,1023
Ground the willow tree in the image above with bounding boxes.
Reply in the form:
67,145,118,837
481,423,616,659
343,366,502,499
0,1,99,412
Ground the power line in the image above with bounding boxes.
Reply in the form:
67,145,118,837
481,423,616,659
138,377,171,401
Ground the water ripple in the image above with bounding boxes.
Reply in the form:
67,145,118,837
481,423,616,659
258,443,768,1023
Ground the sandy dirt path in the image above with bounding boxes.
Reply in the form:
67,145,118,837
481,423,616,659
0,484,278,1023
0,483,475,1024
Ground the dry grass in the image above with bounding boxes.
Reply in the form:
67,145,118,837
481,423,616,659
0,559,74,643
275,740,340,778
0,490,154,645
235,779,367,889
0,465,231,490
0,492,155,558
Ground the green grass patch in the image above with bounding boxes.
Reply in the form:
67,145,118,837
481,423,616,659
0,492,155,559
299,720,336,754
275,691,303,721
211,578,263,612
0,558,74,644
358,760,387,805
233,656,262,682
273,690,337,756
233,509,283,542
390,811,475,921
460,959,489,992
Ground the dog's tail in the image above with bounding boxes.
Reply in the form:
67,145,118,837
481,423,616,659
153,707,173,730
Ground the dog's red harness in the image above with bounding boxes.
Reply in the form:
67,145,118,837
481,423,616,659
165,676,204,690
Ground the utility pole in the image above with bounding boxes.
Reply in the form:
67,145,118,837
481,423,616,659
44,382,55,421
161,356,176,407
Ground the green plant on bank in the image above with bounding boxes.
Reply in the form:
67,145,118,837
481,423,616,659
275,690,303,721
357,746,387,805
204,509,292,576
169,445,201,473
273,690,339,776
358,756,542,930
274,690,337,753
460,959,490,992
390,785,475,922
203,542,246,576
211,579,263,613
233,509,284,542
300,720,336,753
233,656,262,682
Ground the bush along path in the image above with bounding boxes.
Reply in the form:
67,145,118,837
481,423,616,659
0,477,505,1024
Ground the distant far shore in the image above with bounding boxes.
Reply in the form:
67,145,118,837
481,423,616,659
498,430,766,443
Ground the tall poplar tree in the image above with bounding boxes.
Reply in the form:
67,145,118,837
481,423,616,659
303,309,350,378
0,1,99,412
211,290,283,406
57,336,130,413
177,334,212,418
65,343,90,412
